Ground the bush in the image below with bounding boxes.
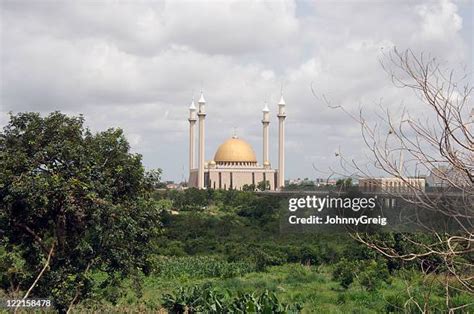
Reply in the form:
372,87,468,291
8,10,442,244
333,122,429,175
358,259,391,291
254,248,287,272
333,258,391,291
332,259,356,289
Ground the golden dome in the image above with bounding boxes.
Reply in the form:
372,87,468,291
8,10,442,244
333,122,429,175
214,137,257,163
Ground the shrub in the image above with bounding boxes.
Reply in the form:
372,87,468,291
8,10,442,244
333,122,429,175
254,249,287,272
357,259,391,291
333,258,391,291
332,259,357,289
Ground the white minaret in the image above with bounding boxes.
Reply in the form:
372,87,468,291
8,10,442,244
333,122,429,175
277,95,286,189
188,98,197,171
197,92,206,189
262,102,270,169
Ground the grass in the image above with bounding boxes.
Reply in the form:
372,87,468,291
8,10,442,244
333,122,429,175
75,261,474,313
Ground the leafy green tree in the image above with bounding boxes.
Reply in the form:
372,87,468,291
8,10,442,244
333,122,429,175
336,178,352,188
144,168,164,189
169,188,209,211
257,180,270,191
0,112,161,311
242,184,256,192
185,188,208,210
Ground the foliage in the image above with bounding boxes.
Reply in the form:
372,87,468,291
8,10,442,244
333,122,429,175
162,284,302,313
254,248,287,272
0,239,30,294
0,112,162,310
336,178,352,188
333,258,391,290
242,183,256,192
257,180,270,191
143,168,164,189
332,258,356,289
168,188,208,211
357,233,445,272
357,260,391,291
151,256,255,279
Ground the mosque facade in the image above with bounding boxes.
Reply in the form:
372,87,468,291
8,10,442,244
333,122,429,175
187,92,286,191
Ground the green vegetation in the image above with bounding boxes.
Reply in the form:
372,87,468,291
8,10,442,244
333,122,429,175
1,112,472,312
0,112,161,311
152,256,256,279
162,284,302,313
73,190,473,312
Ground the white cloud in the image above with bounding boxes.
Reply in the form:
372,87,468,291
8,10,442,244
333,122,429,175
416,0,462,40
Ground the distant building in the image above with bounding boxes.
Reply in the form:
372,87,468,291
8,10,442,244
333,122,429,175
289,178,314,185
166,183,180,190
426,166,469,188
359,177,425,193
314,178,338,186
289,178,301,185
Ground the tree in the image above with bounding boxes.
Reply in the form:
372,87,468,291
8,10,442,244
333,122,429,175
257,180,270,191
144,168,164,189
335,178,352,189
242,184,256,192
321,49,473,311
0,112,162,311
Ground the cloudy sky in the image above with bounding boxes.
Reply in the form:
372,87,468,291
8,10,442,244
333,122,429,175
1,0,472,181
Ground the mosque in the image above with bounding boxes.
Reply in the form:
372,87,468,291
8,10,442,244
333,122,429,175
187,92,287,191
